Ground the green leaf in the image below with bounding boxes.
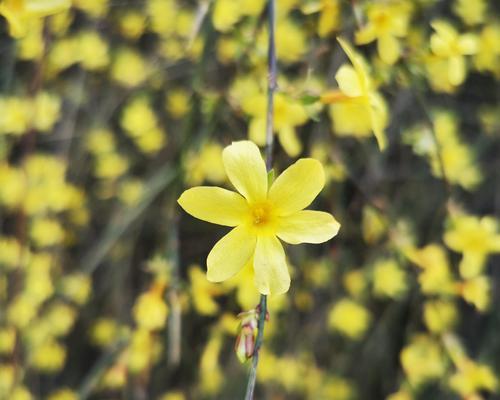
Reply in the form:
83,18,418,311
267,169,275,187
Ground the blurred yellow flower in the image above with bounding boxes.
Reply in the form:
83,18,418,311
90,318,120,347
73,0,108,18
10,386,32,400
400,335,447,386
423,300,458,334
372,258,408,299
178,141,340,295
449,360,497,397
111,48,149,88
429,20,478,87
0,327,16,355
327,298,371,339
30,217,65,247
406,244,457,296
32,92,61,132
133,283,169,331
343,269,368,298
199,333,223,394
453,0,486,26
189,266,224,316
474,23,500,77
0,236,22,269
355,1,411,64
60,273,91,305
166,89,190,119
77,31,110,71
461,276,491,312
243,92,308,157
47,388,78,400
362,206,388,244
0,0,70,38
444,215,500,278
323,38,388,149
212,0,265,32
30,339,66,372
185,142,226,186
118,11,146,39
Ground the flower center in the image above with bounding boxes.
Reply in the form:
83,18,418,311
249,202,274,230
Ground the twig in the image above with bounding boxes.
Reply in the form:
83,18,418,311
77,338,128,400
244,0,276,398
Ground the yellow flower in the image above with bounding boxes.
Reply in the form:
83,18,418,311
343,270,368,298
90,318,120,347
212,0,266,32
453,0,487,26
362,206,388,244
327,298,371,339
372,258,408,299
323,38,388,149
355,1,411,64
423,300,458,334
243,92,308,157
429,20,478,86
189,266,224,316
60,273,91,305
118,11,146,39
461,276,491,312
47,388,78,400
166,89,190,118
444,215,500,278
0,96,32,135
73,0,108,18
32,92,61,132
405,244,457,296
474,23,500,77
30,217,65,247
133,282,168,331
0,0,70,37
77,31,110,71
400,335,447,386
318,0,340,38
0,236,22,269
178,141,340,295
10,386,32,400
30,339,66,372
449,360,497,397
110,48,149,88
184,142,226,186
0,327,16,355
199,333,223,394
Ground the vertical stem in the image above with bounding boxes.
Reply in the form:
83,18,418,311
245,0,276,399
265,0,277,171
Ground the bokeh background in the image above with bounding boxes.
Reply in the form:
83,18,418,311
1,0,500,399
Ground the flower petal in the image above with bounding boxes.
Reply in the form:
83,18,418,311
223,141,268,203
178,186,248,226
335,64,363,98
268,158,325,216
207,225,256,282
449,56,465,86
378,34,400,65
278,125,301,157
25,0,70,16
248,117,266,146
253,235,290,295
276,210,340,244
369,92,388,150
337,37,370,93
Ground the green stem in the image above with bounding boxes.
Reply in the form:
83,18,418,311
244,295,267,400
